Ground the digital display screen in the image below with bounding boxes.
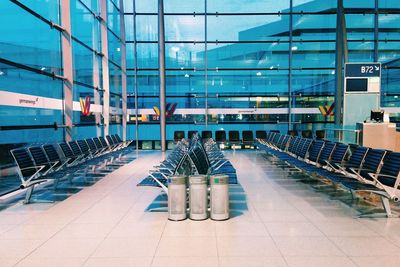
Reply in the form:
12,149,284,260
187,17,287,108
345,78,368,92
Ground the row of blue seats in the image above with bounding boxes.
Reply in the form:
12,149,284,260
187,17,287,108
257,132,400,217
10,134,134,204
138,135,237,194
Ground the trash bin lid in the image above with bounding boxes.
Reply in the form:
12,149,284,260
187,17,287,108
210,174,229,185
189,175,207,184
168,175,186,185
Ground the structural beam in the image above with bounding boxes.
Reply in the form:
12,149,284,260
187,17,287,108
60,0,73,141
158,0,166,151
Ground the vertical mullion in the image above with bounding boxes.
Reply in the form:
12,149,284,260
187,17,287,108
205,0,208,128
100,0,110,136
133,0,139,149
60,0,73,141
158,0,167,151
288,0,293,131
120,0,127,141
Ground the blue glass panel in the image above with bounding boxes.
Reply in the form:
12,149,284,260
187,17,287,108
348,42,374,62
135,0,157,13
379,14,400,40
136,43,158,69
0,128,64,144
292,14,336,41
206,70,289,95
136,15,158,41
125,15,134,41
72,40,94,85
0,1,62,74
379,41,400,63
207,15,288,41
81,0,99,13
71,0,99,50
207,43,289,69
292,41,336,68
0,62,63,99
72,125,102,139
109,62,122,95
208,0,290,13
0,106,63,126
165,15,205,41
137,70,159,96
292,69,335,95
343,0,374,8
18,0,60,23
165,0,204,13
108,30,122,65
108,0,121,37
166,43,205,69
346,14,374,40
293,0,336,12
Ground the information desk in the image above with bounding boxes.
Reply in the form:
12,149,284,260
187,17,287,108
356,122,398,151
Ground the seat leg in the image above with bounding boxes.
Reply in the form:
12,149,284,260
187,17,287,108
381,197,396,218
23,185,34,204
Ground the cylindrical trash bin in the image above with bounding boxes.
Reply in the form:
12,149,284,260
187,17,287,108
168,175,187,221
189,175,208,220
210,174,230,221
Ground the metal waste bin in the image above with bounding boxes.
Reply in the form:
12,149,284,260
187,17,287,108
168,175,187,221
189,175,208,220
210,174,230,220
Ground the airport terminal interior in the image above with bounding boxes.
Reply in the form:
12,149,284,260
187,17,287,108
1,0,400,266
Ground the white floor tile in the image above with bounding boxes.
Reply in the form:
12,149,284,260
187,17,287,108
16,258,86,267
215,221,269,237
156,237,217,257
28,238,102,258
151,256,219,267
84,257,153,267
92,237,160,258
285,256,356,267
163,220,216,237
329,236,400,256
217,236,281,257
53,223,115,239
219,256,288,267
273,236,344,256
264,221,324,237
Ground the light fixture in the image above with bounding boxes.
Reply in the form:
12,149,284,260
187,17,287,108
40,67,46,71
256,72,262,76
0,70,4,76
116,47,121,52
291,46,298,51
184,73,189,78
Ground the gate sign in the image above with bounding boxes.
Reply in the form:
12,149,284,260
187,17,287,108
345,63,381,78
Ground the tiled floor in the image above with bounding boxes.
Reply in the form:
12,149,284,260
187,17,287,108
1,150,400,266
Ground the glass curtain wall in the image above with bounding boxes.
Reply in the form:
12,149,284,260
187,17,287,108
124,0,400,141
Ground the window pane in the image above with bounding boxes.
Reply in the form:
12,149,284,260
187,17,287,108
208,15,288,41
207,43,289,69
0,1,62,74
165,15,205,41
208,0,290,13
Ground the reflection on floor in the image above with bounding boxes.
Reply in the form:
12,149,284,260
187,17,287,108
1,150,400,267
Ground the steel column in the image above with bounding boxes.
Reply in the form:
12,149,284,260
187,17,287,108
100,0,110,136
374,0,379,62
204,0,208,128
120,0,127,141
60,0,73,141
334,0,347,125
288,0,293,130
158,0,166,151
133,0,139,150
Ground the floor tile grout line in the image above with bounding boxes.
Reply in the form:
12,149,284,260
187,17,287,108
9,152,151,266
255,151,359,264
80,152,163,266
